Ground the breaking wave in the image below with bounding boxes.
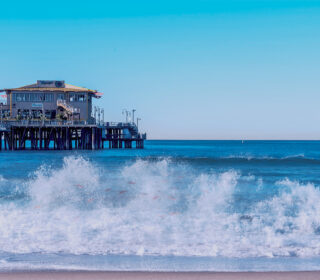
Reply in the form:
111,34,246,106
0,156,319,258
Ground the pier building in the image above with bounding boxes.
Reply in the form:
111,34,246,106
0,80,146,150
1,80,99,121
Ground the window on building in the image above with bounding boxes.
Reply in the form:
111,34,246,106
31,110,42,118
14,92,54,103
17,109,31,119
44,93,53,102
22,110,30,118
69,93,75,102
16,93,26,102
45,110,56,119
30,93,38,102
2,110,10,118
57,93,65,100
78,94,86,102
24,110,30,117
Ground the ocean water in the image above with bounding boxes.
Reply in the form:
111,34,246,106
0,140,320,271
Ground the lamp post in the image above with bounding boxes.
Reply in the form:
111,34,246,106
122,109,129,123
137,118,141,130
132,109,136,124
98,107,101,125
41,103,44,125
94,106,97,124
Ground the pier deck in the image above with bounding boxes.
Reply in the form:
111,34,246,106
0,121,146,151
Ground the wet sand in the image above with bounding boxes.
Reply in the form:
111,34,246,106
0,271,319,280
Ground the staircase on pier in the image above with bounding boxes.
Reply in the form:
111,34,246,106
57,99,80,116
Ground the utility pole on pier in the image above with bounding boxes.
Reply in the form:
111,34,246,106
94,106,97,123
132,109,136,124
98,107,101,125
137,118,141,129
122,109,129,123
101,109,104,125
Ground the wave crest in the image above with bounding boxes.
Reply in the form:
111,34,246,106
0,156,319,258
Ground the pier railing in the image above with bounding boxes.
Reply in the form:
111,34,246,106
1,119,96,127
104,121,135,127
0,120,146,139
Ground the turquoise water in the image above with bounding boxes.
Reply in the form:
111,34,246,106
0,140,320,271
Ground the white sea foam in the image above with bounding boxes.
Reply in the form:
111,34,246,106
0,156,319,258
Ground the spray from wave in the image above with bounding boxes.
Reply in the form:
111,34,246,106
0,156,319,258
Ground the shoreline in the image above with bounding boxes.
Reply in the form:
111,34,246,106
0,271,320,280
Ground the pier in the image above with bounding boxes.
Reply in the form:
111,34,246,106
0,80,146,151
0,121,146,151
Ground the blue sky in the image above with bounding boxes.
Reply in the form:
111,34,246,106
0,0,320,139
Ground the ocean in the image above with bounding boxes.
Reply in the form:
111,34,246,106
0,140,320,271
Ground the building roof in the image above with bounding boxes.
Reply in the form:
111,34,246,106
0,81,102,98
